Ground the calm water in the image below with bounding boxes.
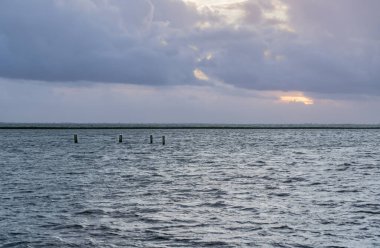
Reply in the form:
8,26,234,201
0,129,379,247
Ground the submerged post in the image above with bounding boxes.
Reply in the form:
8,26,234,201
74,134,78,144
162,136,165,145
118,134,123,143
150,135,153,144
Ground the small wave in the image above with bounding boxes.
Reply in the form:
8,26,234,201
70,154,87,159
65,171,85,175
269,192,291,197
144,229,172,241
149,235,172,241
282,177,307,183
1,241,31,248
239,207,259,212
94,225,122,234
52,224,85,230
293,151,306,155
287,162,297,166
75,209,106,216
192,240,231,247
342,162,352,166
308,182,322,186
269,241,293,248
138,216,162,224
226,225,262,231
265,185,279,190
8,232,28,236
7,148,25,153
270,225,294,231
352,203,380,210
290,244,314,248
202,201,228,208
353,210,380,215
136,207,160,214
336,189,360,193
261,175,275,181
168,218,199,225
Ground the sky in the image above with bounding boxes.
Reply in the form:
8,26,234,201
0,0,380,123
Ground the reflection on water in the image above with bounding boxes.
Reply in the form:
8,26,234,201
0,129,379,247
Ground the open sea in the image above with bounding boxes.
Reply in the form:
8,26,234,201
0,127,379,247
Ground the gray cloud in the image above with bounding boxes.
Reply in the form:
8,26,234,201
0,0,198,85
0,0,379,95
198,0,380,95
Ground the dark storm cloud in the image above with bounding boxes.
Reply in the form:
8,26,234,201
0,0,198,85
0,0,379,95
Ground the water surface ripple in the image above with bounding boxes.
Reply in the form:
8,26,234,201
0,129,379,247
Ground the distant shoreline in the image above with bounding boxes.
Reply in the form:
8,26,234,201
1,124,380,130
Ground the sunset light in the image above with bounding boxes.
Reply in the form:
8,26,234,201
280,95,314,105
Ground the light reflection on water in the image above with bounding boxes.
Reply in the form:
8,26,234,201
0,129,379,247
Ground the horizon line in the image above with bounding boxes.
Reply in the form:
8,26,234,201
1,123,380,130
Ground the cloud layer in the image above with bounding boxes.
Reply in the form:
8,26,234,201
0,0,379,95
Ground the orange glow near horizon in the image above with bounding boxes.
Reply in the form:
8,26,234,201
280,95,314,105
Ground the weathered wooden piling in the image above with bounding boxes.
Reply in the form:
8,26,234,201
74,134,78,143
118,134,123,143
162,136,166,145
150,135,153,144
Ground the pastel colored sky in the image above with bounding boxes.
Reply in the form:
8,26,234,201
1,0,380,123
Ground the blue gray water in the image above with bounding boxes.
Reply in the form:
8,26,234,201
0,129,379,247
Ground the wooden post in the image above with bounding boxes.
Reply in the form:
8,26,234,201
150,135,153,144
162,136,165,145
118,134,123,143
74,134,78,143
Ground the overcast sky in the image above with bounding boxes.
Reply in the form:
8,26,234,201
1,0,379,123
